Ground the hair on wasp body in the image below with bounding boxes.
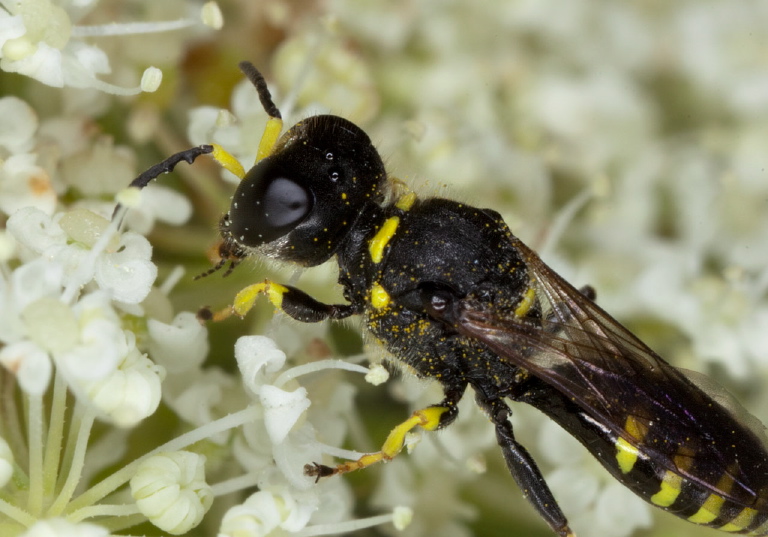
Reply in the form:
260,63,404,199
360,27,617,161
120,62,768,537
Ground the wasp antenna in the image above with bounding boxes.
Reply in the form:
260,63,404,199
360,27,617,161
238,61,282,120
112,144,214,222
193,258,227,280
221,259,241,278
128,145,214,191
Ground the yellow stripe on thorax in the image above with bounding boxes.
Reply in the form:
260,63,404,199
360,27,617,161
369,217,399,263
370,283,391,309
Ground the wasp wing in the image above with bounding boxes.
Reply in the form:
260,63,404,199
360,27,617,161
451,237,768,507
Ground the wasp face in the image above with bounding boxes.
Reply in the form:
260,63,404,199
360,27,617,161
222,115,387,266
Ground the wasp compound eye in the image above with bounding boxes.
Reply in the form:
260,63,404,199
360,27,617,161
229,161,313,246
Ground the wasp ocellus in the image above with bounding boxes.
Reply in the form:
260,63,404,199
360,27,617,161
122,62,768,537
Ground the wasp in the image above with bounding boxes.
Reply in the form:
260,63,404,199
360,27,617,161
123,62,768,536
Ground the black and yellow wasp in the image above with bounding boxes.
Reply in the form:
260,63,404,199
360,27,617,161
124,62,768,536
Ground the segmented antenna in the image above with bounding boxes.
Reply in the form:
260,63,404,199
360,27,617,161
112,145,213,222
238,61,282,119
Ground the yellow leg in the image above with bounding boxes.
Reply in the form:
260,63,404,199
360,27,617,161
256,117,284,162
306,405,449,478
207,280,288,322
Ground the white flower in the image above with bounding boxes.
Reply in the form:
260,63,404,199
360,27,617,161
148,312,209,374
77,344,166,427
131,451,213,535
120,182,193,235
259,384,311,445
0,257,64,394
0,0,217,94
19,518,112,537
235,335,287,396
7,206,157,304
218,488,316,537
0,95,37,154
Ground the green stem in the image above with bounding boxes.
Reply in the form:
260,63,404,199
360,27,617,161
43,371,68,497
67,501,140,522
56,400,85,492
64,405,259,515
0,497,35,528
46,409,95,516
26,394,44,516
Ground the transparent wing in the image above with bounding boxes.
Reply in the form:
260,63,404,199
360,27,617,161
452,237,768,506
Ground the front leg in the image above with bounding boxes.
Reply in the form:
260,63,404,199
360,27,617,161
477,396,576,537
305,378,467,479
198,279,360,323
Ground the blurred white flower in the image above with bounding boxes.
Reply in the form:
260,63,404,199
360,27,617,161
19,518,112,537
218,488,316,537
0,0,218,94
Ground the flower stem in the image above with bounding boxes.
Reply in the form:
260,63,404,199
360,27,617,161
209,471,261,497
67,501,141,522
64,405,259,514
295,513,396,536
26,394,44,516
55,401,86,492
0,497,35,528
43,371,68,496
47,409,96,516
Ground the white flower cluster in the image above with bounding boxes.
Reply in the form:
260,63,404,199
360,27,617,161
2,1,767,537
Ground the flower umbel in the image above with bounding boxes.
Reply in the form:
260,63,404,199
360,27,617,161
0,0,219,94
2,2,768,537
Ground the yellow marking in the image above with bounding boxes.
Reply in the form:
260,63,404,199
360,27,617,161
370,283,391,309
211,143,245,179
395,191,417,211
615,436,639,474
625,415,649,441
673,446,696,472
650,471,683,507
749,516,768,536
232,280,288,317
329,406,449,475
719,507,757,532
688,493,726,524
368,217,400,263
256,117,284,162
514,287,536,318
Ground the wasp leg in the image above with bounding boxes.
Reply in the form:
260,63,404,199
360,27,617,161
198,279,359,323
479,397,576,537
305,381,467,479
